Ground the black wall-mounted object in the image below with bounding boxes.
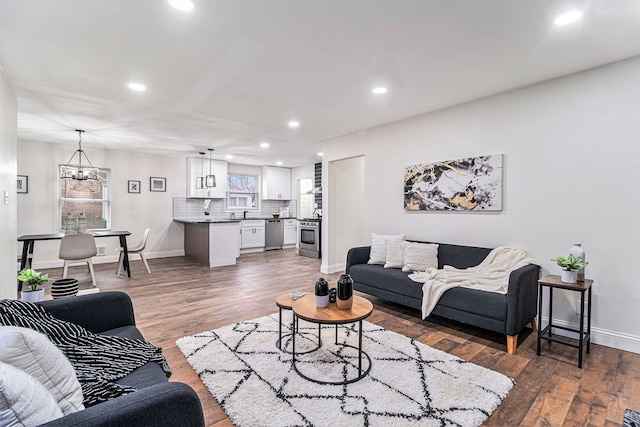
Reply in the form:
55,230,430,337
314,162,322,209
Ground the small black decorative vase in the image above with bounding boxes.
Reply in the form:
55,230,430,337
329,287,337,303
336,274,353,310
315,278,329,308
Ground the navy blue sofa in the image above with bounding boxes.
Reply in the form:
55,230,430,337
346,242,540,354
36,291,205,427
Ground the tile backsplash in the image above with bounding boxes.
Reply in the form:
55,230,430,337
173,197,297,221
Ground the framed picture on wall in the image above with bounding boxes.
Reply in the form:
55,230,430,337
404,154,503,212
150,177,166,192
17,175,28,194
128,180,141,193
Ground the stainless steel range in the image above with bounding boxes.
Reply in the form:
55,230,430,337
298,218,321,258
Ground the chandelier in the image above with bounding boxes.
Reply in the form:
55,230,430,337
60,130,103,181
196,151,206,189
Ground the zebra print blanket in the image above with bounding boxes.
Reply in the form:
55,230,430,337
0,299,171,407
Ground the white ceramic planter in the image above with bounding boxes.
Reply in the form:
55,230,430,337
561,270,577,284
21,288,45,303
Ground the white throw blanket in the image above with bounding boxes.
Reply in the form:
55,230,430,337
409,246,539,319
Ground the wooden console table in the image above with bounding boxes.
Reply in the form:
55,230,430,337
536,275,593,368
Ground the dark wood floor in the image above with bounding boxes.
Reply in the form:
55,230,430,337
39,250,639,426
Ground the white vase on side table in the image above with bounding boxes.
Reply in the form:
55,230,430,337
569,243,586,281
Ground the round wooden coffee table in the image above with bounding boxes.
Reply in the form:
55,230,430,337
291,294,373,385
275,292,321,354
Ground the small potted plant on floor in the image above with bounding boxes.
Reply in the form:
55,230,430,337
551,254,589,283
17,268,49,302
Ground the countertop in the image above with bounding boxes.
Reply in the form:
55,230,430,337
173,218,241,224
174,217,298,224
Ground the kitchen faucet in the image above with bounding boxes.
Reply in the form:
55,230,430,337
243,210,248,219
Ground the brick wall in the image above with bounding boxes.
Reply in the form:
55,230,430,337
60,178,108,229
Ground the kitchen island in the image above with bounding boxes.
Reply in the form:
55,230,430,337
175,215,298,266
175,219,241,268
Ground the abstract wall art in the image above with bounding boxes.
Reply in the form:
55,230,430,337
128,180,141,194
17,175,28,194
150,177,167,192
404,154,503,211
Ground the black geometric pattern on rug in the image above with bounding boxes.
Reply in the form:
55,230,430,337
177,314,514,427
624,409,640,427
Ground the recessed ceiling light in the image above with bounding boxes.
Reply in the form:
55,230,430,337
276,161,283,166
554,10,583,26
317,152,323,157
288,121,300,128
225,154,233,159
260,142,270,148
127,82,146,92
168,0,194,12
372,87,387,94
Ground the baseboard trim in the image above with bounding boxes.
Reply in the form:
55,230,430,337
240,248,264,254
321,262,345,275
28,250,186,270
540,316,640,354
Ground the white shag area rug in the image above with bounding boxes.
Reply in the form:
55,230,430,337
176,313,514,427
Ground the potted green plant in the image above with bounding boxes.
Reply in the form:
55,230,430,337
551,254,589,283
17,268,49,302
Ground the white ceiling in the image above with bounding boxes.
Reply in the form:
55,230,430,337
1,0,640,167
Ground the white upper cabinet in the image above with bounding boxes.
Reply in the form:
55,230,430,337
187,157,228,198
261,166,291,200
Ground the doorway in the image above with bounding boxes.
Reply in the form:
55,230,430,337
323,155,364,273
298,178,314,219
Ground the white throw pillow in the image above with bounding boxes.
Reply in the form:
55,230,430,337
402,242,439,272
384,239,405,269
368,233,406,265
0,361,63,425
0,326,84,415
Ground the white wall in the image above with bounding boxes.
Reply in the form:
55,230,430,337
17,140,187,269
322,156,364,273
323,56,640,353
0,69,17,299
291,164,314,192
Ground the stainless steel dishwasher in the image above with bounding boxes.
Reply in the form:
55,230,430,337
264,219,284,250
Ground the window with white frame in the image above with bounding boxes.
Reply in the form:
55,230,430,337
58,167,111,231
227,174,258,210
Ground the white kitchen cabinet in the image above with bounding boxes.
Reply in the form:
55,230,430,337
187,157,228,198
283,219,297,246
183,221,239,267
240,220,265,249
261,166,291,200
209,222,240,267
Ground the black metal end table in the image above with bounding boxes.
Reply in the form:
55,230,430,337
537,275,593,368
276,293,321,354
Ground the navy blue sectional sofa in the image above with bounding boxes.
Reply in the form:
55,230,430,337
346,242,540,354
36,291,204,427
